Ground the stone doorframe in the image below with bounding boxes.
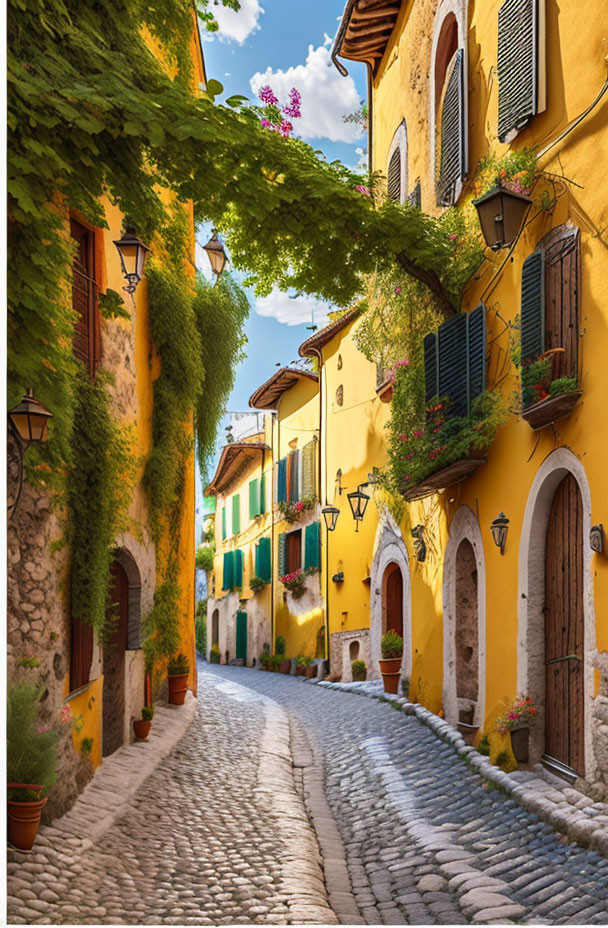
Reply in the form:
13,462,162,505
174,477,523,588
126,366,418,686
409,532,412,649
518,447,597,776
442,505,487,730
370,509,412,683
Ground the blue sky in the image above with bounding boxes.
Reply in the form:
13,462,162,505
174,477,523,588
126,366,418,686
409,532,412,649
196,0,368,492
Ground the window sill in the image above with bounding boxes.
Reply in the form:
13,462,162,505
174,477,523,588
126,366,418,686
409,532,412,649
521,390,582,431
402,456,486,502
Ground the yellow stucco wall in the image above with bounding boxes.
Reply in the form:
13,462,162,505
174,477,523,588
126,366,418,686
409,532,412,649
364,0,608,751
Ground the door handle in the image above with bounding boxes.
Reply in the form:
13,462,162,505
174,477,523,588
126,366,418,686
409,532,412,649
544,653,582,666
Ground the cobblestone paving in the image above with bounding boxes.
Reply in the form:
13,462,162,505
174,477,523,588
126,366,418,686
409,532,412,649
7,668,334,926
207,665,608,926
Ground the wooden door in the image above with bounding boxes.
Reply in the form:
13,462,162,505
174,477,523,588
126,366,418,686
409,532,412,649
286,530,302,574
212,609,219,647
236,611,247,662
385,564,403,636
544,473,585,776
103,561,129,757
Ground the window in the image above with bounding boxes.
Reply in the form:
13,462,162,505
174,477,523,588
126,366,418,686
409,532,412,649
497,0,546,143
70,615,93,692
386,122,407,204
520,224,580,380
432,7,467,206
424,303,486,418
278,529,302,576
222,549,243,590
249,474,266,519
70,218,101,379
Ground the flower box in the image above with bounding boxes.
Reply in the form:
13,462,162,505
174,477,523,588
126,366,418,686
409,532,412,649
376,376,394,403
402,456,486,501
521,389,582,431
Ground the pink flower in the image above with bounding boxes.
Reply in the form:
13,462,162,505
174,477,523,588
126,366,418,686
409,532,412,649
295,501,303,511
260,118,271,129
449,234,457,241
412,429,424,438
36,724,52,734
394,359,409,368
259,85,278,106
60,704,72,723
406,453,414,460
400,434,408,442
394,286,402,295
283,87,302,118
355,185,371,196
279,119,293,137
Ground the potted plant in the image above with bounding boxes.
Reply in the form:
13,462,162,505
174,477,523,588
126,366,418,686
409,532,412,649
305,661,317,679
279,569,306,599
259,651,270,671
379,631,403,694
133,705,154,741
351,660,367,682
7,682,70,850
250,575,267,593
268,654,281,672
295,655,312,676
495,696,537,763
209,643,220,664
167,653,189,705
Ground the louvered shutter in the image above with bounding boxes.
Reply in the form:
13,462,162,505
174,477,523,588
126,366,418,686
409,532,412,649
71,218,101,380
278,533,287,577
424,333,438,403
249,479,259,519
437,49,466,207
304,521,321,570
234,549,243,588
277,458,287,503
407,181,421,209
221,506,227,541
222,551,234,590
497,0,542,143
301,441,315,497
387,148,401,202
258,537,271,582
289,450,300,503
70,615,93,692
437,313,468,419
259,473,266,514
467,303,487,403
254,541,260,578
232,494,241,535
544,230,579,379
521,250,545,362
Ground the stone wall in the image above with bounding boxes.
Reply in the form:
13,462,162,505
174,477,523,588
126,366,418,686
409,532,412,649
329,629,372,682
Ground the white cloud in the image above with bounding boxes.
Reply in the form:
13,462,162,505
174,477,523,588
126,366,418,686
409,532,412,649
250,43,363,143
208,0,264,45
255,289,331,328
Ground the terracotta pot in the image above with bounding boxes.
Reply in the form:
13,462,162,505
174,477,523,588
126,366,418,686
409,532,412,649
7,795,48,850
305,664,317,679
510,727,530,763
295,665,306,677
379,656,402,695
279,660,291,674
167,672,189,706
133,719,151,741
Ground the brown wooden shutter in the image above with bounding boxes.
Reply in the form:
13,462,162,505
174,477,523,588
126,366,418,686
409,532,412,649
70,615,93,692
387,148,401,202
70,218,101,379
544,228,580,380
437,48,466,206
497,0,544,143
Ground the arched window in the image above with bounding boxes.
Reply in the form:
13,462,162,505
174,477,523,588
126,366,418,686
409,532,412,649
430,1,468,207
386,122,407,205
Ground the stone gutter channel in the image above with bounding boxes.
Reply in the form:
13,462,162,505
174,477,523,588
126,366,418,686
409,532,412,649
314,678,608,859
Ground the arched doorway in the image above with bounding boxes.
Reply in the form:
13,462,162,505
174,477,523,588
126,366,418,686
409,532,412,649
454,539,479,723
382,562,403,638
212,609,219,648
103,560,129,757
544,473,585,776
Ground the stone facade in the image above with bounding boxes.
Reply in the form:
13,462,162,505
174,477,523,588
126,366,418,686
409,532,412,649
329,628,372,682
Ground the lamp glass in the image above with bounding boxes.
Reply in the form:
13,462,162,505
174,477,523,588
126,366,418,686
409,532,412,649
347,487,370,522
490,512,509,554
113,227,150,292
473,187,531,251
9,394,53,443
203,231,227,276
322,506,340,532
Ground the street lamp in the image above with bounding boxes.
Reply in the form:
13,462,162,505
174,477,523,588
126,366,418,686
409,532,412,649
113,225,150,294
490,512,510,555
322,506,340,532
472,186,532,251
8,390,53,519
203,229,228,277
347,484,370,532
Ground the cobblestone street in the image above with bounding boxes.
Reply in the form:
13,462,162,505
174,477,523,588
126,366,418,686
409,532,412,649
8,663,608,925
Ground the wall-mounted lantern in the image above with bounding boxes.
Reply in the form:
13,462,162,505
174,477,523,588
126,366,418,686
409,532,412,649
490,512,510,555
472,186,532,251
335,468,343,496
347,484,370,532
113,225,150,294
8,390,53,519
332,572,344,583
322,506,340,532
411,524,426,562
590,524,604,555
203,229,228,277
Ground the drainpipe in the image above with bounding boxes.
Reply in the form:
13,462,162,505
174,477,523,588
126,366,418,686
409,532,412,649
271,412,277,652
308,346,330,668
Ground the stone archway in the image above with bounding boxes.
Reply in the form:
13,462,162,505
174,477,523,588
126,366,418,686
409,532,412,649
518,448,596,779
113,546,142,650
443,506,486,729
370,510,412,683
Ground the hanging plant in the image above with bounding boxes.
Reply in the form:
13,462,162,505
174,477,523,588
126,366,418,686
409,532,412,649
277,495,316,524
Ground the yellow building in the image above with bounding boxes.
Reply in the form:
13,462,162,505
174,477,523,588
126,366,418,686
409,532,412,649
332,0,608,792
205,414,274,664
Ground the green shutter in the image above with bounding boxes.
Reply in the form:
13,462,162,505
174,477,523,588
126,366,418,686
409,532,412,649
222,550,234,590
259,473,266,514
277,533,287,577
304,521,321,570
235,611,247,661
234,549,243,588
254,541,260,578
437,312,468,419
258,537,271,582
249,479,259,519
222,506,227,541
498,0,541,143
467,303,487,404
521,250,545,362
232,493,240,535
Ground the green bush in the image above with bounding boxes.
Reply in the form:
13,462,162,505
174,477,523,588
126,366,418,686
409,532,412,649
195,599,207,655
296,654,313,667
141,705,155,722
259,651,270,669
275,635,286,656
268,654,281,671
195,544,214,572
80,737,93,757
549,376,578,397
351,660,367,682
249,575,267,593
496,750,511,769
477,734,490,756
381,630,403,659
209,643,221,664
168,653,189,675
7,682,62,800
